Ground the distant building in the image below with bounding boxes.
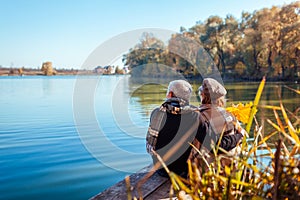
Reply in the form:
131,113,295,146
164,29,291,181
41,61,56,76
94,65,114,74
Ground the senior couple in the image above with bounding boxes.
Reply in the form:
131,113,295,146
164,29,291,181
146,78,247,177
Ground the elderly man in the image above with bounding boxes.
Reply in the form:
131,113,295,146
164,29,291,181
146,80,199,177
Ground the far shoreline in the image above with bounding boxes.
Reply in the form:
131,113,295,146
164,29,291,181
1,67,299,83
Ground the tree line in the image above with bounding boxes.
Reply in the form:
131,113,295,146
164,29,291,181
123,1,300,81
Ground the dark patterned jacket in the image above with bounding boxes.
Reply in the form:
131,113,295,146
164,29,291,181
146,98,199,176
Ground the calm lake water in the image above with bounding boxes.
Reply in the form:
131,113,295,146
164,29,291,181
0,75,299,199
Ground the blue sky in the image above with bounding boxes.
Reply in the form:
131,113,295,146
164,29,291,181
0,0,296,69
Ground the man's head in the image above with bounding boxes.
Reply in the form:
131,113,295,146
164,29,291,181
198,78,226,106
166,80,193,103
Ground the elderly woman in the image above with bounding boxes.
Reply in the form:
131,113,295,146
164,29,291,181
191,78,247,168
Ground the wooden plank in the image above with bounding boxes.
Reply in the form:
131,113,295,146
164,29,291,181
90,166,169,200
144,179,173,200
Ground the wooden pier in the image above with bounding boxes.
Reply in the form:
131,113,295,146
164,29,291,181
90,166,174,200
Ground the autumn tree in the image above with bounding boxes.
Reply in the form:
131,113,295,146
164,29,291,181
123,32,171,77
168,32,201,76
239,2,300,79
275,2,300,79
198,15,242,78
122,1,300,80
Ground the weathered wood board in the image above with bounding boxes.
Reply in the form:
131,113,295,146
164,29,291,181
90,166,173,200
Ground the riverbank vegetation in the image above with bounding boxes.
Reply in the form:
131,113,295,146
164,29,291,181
0,64,126,76
123,1,300,81
170,78,299,199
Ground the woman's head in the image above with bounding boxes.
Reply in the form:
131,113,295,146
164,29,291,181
198,78,227,107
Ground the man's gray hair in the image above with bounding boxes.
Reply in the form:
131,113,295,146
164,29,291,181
167,80,193,103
